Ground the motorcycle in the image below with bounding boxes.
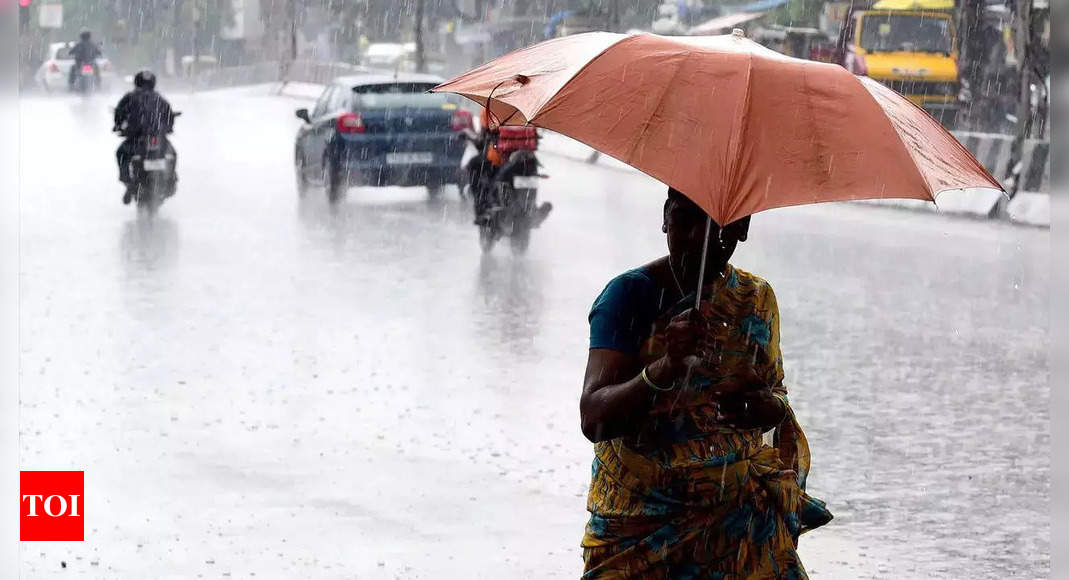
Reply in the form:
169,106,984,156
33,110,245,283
116,112,180,215
462,127,552,253
72,63,97,95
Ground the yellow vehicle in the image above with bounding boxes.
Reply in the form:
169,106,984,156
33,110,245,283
837,0,963,126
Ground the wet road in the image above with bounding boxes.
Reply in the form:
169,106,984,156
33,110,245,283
17,86,1048,578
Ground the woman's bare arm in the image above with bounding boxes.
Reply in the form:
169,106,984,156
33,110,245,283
581,350,653,443
580,309,702,443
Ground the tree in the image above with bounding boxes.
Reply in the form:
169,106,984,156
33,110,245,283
47,0,232,71
414,0,425,72
769,0,825,28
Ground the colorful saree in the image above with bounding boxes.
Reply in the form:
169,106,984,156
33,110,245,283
582,265,832,579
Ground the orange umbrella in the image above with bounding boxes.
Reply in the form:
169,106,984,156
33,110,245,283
433,30,1002,227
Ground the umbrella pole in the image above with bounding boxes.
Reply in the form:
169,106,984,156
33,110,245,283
693,215,713,310
677,215,714,384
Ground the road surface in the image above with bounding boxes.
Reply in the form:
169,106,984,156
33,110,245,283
16,86,1049,578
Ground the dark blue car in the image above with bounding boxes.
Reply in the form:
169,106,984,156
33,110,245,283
294,73,473,202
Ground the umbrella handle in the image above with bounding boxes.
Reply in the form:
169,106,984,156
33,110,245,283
483,78,526,128
482,80,508,128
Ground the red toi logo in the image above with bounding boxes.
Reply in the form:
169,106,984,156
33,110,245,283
20,471,84,541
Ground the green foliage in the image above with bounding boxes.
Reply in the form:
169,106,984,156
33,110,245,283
769,0,825,27
51,0,233,52
54,0,119,38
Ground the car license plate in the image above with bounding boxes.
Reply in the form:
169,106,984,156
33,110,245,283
386,152,433,165
143,159,168,171
513,176,540,189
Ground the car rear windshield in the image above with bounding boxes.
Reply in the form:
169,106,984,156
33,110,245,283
351,83,457,110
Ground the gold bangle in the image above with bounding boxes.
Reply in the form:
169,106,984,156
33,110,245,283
641,366,674,392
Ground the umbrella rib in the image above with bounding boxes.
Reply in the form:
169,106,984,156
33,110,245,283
529,33,635,124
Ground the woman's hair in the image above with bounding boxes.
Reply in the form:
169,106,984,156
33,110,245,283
666,187,703,217
665,187,751,231
667,187,689,206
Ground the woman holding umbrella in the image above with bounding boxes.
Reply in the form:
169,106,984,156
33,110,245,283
432,27,1001,578
579,187,831,577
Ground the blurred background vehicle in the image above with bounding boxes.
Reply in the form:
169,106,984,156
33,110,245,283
360,42,448,75
835,0,964,128
180,54,220,77
360,42,416,69
293,72,473,203
34,40,115,92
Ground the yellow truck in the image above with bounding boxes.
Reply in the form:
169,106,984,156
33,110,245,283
833,0,964,127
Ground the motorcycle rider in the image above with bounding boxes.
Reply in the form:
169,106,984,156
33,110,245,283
466,107,552,227
67,29,102,91
467,107,505,225
114,71,176,204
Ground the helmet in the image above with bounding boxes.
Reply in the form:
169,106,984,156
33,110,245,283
79,29,91,41
134,70,156,90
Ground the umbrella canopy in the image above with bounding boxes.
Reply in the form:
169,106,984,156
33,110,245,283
433,31,1001,225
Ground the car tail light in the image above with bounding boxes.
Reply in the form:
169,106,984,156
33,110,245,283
48,61,59,73
337,112,365,133
81,64,93,73
451,110,473,131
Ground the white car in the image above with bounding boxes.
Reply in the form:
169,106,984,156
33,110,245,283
34,41,116,93
360,43,446,75
360,42,415,70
